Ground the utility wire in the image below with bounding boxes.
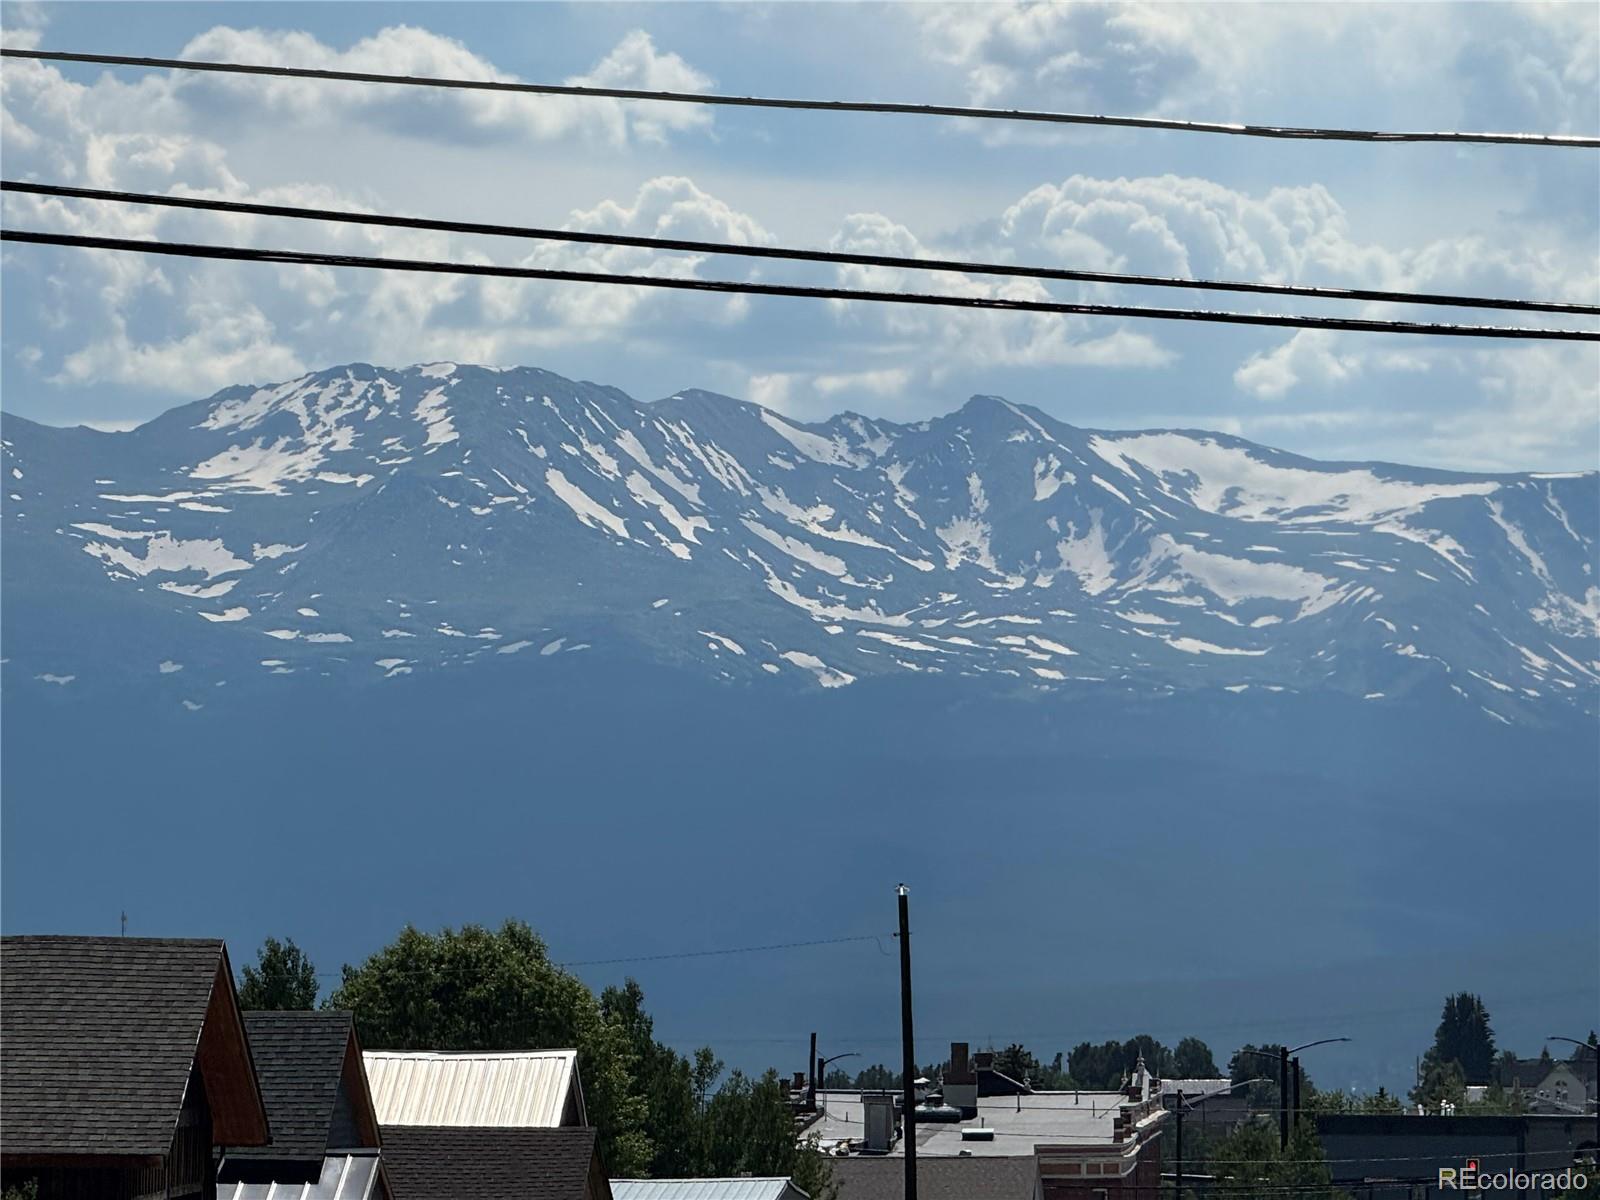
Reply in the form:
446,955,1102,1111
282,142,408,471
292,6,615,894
310,932,893,977
6,229,1597,341
556,933,891,968
8,180,1595,317
5,48,1597,148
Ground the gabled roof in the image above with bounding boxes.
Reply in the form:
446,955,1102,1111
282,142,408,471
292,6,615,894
227,1011,367,1164
364,1050,582,1128
1,935,270,1157
380,1126,608,1200
613,1179,806,1200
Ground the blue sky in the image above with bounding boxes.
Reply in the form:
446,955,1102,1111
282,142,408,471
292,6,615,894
1,1,1596,471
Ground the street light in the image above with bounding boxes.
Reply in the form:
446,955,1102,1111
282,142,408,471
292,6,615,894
1171,1077,1270,1197
1547,1036,1599,1157
815,1051,860,1119
1237,1038,1352,1148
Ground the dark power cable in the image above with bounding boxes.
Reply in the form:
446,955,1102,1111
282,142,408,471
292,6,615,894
4,48,1598,148
5,229,1596,341
8,181,1594,316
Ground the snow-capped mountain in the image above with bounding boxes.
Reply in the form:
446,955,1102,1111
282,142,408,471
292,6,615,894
4,362,1596,723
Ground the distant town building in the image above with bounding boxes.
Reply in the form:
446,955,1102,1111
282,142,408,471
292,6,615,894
1317,1112,1596,1199
809,1042,1168,1199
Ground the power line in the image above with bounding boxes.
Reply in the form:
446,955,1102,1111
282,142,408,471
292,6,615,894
5,48,1597,148
557,933,892,968
6,228,1596,341
310,931,894,977
8,180,1594,317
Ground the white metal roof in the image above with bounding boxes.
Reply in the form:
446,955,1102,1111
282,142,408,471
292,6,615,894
613,1181,802,1200
363,1049,581,1128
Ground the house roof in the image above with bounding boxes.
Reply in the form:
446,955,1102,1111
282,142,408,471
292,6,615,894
365,1050,581,1128
227,1011,360,1163
380,1125,606,1200
1,935,270,1157
829,1156,1038,1200
613,1180,802,1200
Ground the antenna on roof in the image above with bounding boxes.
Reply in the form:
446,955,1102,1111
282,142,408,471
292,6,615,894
120,911,127,937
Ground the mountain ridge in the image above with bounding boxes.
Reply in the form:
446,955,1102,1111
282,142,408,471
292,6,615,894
4,361,1596,722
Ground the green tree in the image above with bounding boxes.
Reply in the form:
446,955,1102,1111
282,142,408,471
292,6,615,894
1068,1040,1124,1088
1207,1117,1341,1199
599,979,707,1177
328,921,650,1174
1068,1037,1172,1088
1410,1056,1466,1111
1279,1117,1336,1196
790,1136,838,1200
1360,1086,1403,1114
1173,1036,1220,1078
1209,1121,1281,1197
237,936,318,1010
995,1043,1041,1084
1428,992,1497,1083
702,1069,795,1174
852,1063,900,1090
1229,1044,1298,1111
2,1182,40,1200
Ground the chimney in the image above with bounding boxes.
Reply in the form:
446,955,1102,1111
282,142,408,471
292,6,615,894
945,1041,978,1117
862,1093,897,1153
949,1042,972,1082
793,1071,806,1092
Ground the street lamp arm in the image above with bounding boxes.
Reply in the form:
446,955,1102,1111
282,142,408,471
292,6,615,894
1181,1077,1272,1113
1548,1036,1599,1056
1288,1037,1353,1055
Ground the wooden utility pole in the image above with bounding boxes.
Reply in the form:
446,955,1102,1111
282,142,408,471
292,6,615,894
897,884,917,1200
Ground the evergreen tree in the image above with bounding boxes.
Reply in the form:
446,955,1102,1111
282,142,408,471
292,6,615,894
790,1137,838,1200
1429,993,1496,1083
1410,1056,1466,1111
237,936,318,1010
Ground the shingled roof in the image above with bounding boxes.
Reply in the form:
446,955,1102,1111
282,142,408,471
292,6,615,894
228,1011,360,1163
380,1126,609,1200
1,935,269,1157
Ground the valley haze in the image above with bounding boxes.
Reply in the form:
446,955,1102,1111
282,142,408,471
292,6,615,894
3,361,1595,1092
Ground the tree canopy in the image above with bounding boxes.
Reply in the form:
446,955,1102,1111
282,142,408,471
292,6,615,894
237,936,319,1011
325,919,833,1187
